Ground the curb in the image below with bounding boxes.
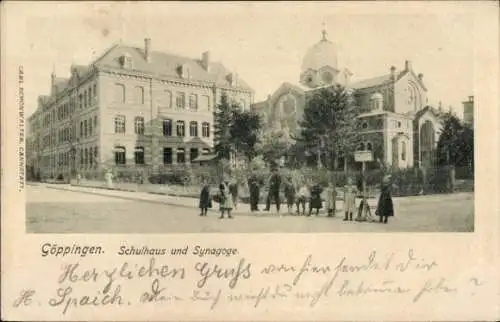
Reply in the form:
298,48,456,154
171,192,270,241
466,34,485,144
45,185,197,211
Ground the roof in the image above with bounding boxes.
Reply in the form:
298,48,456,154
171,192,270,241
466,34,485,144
191,154,218,162
93,44,253,92
350,75,393,90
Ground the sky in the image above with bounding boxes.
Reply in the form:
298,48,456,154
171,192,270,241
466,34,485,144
4,2,486,118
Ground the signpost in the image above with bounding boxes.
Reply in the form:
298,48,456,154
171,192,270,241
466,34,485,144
354,150,374,221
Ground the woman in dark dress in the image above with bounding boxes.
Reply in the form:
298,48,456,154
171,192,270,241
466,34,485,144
376,176,394,223
248,175,260,212
198,182,212,216
308,183,323,216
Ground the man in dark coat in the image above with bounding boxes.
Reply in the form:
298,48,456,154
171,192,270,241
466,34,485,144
264,168,282,214
376,176,394,223
248,175,260,212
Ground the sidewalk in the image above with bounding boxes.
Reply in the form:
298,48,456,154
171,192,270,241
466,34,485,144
43,183,378,214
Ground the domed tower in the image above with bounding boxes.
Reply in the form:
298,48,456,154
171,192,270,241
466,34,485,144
300,28,340,88
370,92,384,111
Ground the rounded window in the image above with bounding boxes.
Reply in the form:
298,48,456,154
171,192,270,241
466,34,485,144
322,71,333,84
362,122,368,129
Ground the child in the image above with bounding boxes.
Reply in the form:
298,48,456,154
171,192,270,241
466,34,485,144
283,178,296,214
325,182,337,217
308,182,323,216
198,181,212,216
218,183,234,219
376,176,394,224
296,183,310,215
343,177,358,221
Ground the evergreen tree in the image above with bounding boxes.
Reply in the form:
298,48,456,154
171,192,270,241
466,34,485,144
213,93,234,159
298,85,362,171
231,108,262,161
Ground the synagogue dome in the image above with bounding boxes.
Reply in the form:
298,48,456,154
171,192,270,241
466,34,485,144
301,29,338,72
370,92,383,100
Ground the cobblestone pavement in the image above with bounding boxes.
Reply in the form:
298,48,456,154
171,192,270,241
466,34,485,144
26,184,474,233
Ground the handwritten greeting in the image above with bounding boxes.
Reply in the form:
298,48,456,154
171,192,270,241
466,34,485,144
12,247,485,315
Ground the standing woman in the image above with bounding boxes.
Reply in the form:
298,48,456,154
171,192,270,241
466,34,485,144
198,180,211,216
248,175,260,212
343,177,358,221
308,182,323,216
376,176,394,224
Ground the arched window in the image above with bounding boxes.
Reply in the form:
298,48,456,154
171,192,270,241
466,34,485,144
134,116,145,135
163,119,172,136
134,147,145,165
366,142,372,151
114,146,126,165
84,120,88,137
401,141,406,161
189,94,198,110
88,118,93,136
114,115,126,133
202,122,210,138
176,120,185,137
80,121,83,138
189,121,198,137
359,142,365,151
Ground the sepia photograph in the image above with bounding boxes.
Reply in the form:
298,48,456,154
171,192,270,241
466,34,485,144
23,3,475,234
2,2,499,321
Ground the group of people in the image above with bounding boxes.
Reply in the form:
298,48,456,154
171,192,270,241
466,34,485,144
198,168,395,224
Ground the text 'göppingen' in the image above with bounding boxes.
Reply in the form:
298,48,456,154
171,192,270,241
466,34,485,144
118,245,239,257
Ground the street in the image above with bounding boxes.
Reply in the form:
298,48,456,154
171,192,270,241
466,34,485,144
26,184,474,233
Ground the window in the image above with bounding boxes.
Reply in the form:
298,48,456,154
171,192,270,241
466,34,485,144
189,121,198,137
134,147,145,165
88,88,92,107
93,84,97,103
135,86,145,104
84,90,88,108
88,118,93,136
114,115,126,133
189,94,198,110
202,148,210,155
177,148,185,164
84,120,88,137
367,142,372,151
202,122,210,137
163,148,172,164
115,84,126,103
163,119,172,136
401,141,406,161
190,148,199,162
397,121,402,128
79,94,83,109
84,148,88,165
89,147,93,166
176,92,185,109
362,122,368,129
94,116,98,130
159,90,172,110
114,146,126,165
202,95,210,111
176,121,185,137
359,142,365,150
134,116,145,135
94,146,98,162
80,122,83,138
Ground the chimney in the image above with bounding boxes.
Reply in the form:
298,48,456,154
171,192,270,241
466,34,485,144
405,60,412,71
201,51,210,71
418,73,423,81
144,38,151,62
390,66,396,80
468,96,474,102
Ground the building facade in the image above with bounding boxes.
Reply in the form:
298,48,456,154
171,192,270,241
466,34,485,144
462,95,474,126
252,30,442,169
26,38,254,179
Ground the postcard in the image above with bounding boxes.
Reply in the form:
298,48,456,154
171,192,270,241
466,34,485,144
1,1,499,321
